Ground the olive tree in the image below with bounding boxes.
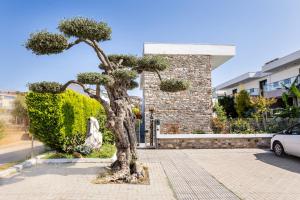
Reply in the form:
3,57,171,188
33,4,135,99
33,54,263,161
26,17,188,183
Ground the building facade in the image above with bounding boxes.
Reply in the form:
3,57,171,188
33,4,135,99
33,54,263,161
0,91,17,111
215,50,300,107
141,43,235,139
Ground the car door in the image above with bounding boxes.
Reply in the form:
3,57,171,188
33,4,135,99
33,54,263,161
284,124,300,157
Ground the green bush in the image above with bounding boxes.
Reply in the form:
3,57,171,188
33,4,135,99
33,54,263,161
192,130,206,134
26,90,112,152
230,118,253,134
235,90,253,118
0,120,5,140
44,144,116,159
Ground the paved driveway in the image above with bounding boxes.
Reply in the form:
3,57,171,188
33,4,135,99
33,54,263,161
1,149,300,200
184,149,300,200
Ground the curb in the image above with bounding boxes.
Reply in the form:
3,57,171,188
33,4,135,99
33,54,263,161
0,153,117,178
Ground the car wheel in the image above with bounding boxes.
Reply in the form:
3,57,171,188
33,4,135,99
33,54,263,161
273,142,284,157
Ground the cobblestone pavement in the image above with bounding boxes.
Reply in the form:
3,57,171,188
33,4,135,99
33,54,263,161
184,148,300,200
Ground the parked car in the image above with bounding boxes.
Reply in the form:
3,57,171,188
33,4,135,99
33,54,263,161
271,123,300,157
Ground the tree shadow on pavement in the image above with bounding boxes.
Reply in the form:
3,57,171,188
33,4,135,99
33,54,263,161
254,151,300,174
0,163,108,187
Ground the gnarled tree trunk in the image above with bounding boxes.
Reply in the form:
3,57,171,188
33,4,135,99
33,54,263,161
100,86,143,183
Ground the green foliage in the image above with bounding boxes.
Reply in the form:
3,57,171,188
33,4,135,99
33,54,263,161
108,54,138,67
26,90,107,152
44,144,116,159
127,80,139,90
192,130,206,134
231,118,253,134
137,56,169,72
28,81,63,94
160,79,189,92
235,90,253,118
87,144,116,158
211,118,226,134
0,120,5,140
11,95,29,124
58,17,111,42
112,69,138,81
26,31,68,55
77,72,110,85
274,106,300,118
213,103,227,122
218,96,238,118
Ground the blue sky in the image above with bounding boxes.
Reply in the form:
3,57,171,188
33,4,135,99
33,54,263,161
1,0,300,97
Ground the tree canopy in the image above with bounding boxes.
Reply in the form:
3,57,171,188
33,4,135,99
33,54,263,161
26,17,188,95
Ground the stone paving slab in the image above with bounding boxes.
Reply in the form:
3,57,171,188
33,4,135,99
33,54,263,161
185,149,300,200
139,150,240,200
0,162,176,200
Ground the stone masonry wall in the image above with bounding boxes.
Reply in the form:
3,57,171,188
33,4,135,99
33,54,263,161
143,55,212,136
157,137,271,149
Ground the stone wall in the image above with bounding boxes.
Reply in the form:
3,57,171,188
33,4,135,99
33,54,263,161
157,137,271,149
143,55,212,136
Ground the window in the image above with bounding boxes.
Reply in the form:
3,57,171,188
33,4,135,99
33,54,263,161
273,81,279,88
283,78,291,85
232,89,237,95
291,124,300,135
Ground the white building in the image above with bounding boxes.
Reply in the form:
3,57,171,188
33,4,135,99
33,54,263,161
0,91,17,111
215,50,300,106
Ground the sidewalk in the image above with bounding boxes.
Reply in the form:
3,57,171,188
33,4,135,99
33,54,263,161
0,141,44,165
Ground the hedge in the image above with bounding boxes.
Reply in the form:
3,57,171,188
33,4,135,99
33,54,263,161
26,89,113,152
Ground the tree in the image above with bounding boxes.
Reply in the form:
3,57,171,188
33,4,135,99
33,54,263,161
275,77,300,119
234,90,253,118
25,17,189,183
12,94,29,126
213,103,227,122
218,96,238,118
250,96,276,130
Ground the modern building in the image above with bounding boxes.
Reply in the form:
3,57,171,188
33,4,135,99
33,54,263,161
215,50,300,106
140,43,235,145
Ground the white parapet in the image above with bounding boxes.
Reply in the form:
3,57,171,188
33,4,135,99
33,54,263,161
143,43,236,70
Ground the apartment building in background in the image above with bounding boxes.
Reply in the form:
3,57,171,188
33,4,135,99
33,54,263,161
215,50,300,107
0,91,17,111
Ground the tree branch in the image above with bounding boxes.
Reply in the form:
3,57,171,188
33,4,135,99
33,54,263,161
82,40,109,68
91,40,114,70
60,80,112,116
66,38,83,50
154,69,162,81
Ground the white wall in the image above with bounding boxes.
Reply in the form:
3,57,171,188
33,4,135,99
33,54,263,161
267,64,300,83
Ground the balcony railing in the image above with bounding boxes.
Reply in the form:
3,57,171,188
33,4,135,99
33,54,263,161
246,88,260,96
263,76,300,92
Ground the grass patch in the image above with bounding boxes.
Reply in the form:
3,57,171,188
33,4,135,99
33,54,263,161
43,144,116,159
0,162,19,171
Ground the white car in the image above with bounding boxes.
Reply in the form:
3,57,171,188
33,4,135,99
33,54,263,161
271,123,300,157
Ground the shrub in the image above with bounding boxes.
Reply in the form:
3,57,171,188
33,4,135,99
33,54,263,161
218,96,238,118
192,129,206,134
235,90,253,118
0,120,5,140
211,118,226,134
26,90,109,152
230,118,253,134
213,103,227,122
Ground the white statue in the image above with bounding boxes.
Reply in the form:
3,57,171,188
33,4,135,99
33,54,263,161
84,117,102,150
